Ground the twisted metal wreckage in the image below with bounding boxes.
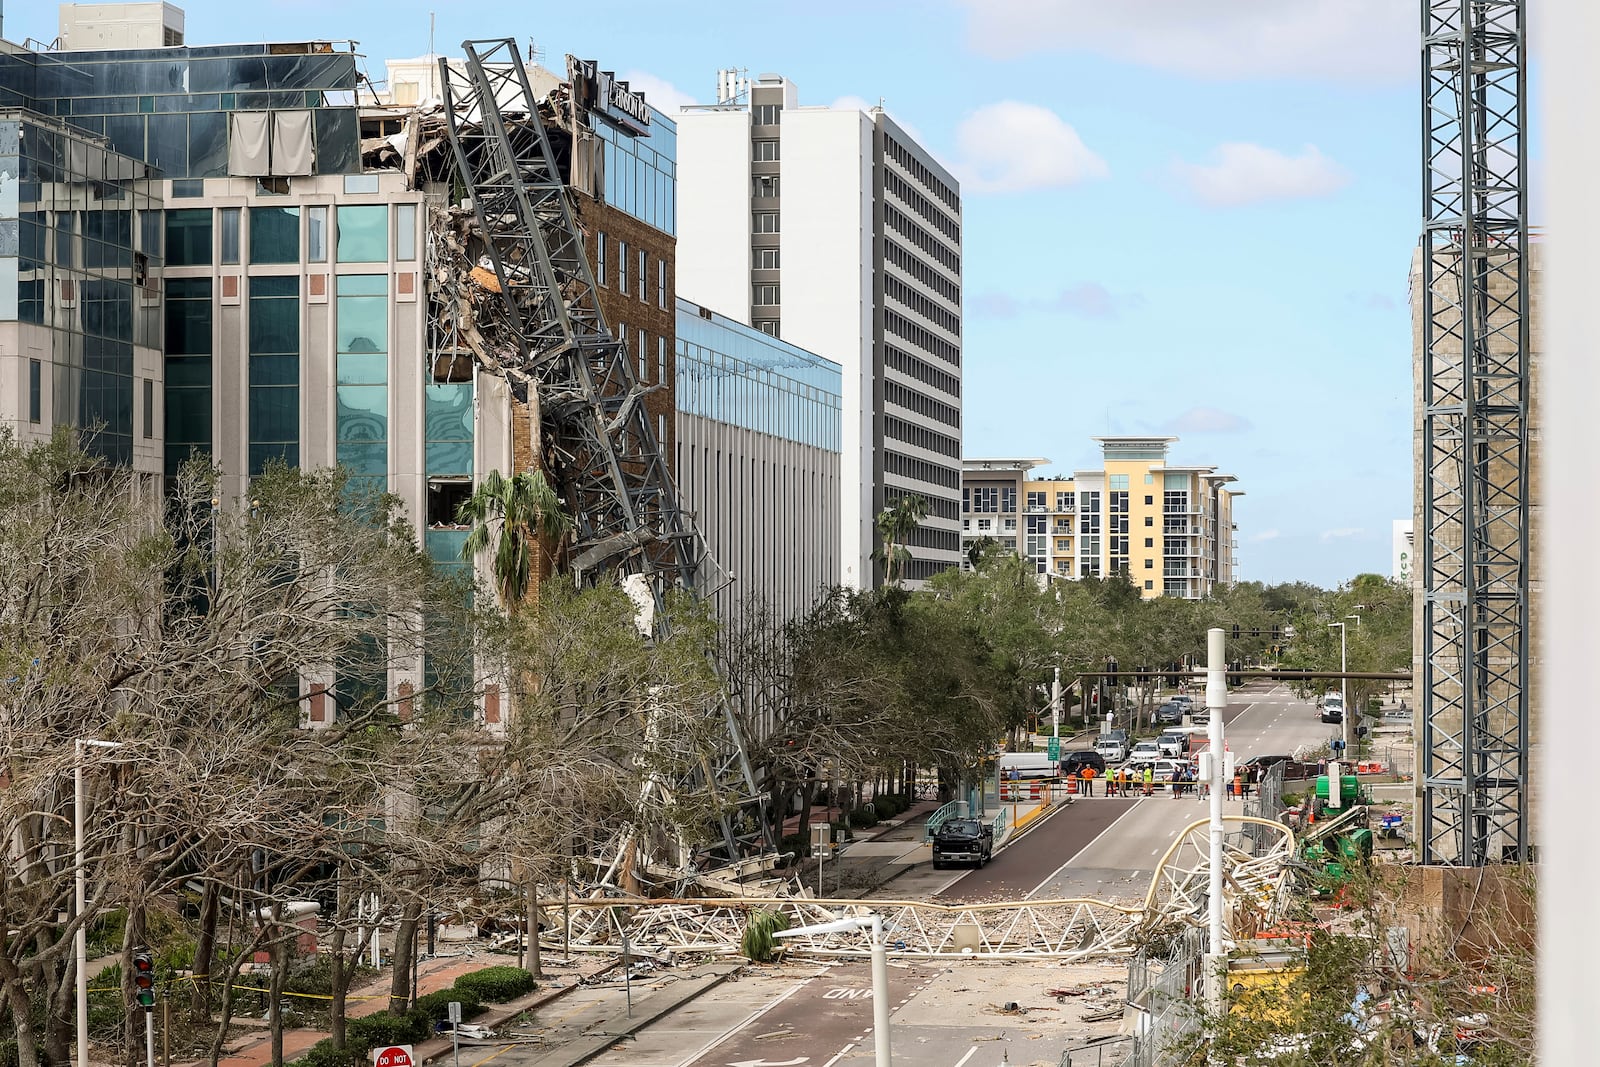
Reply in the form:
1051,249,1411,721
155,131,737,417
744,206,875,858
400,38,1298,958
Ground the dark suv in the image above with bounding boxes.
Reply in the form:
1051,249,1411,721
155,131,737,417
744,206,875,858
931,818,993,870
1059,750,1107,778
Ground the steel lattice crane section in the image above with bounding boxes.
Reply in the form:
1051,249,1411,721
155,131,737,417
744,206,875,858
436,40,762,857
1419,0,1529,865
438,40,692,587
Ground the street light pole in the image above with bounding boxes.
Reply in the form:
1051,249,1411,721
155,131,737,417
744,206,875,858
76,738,124,1067
774,916,891,1067
1204,627,1228,1036
1330,622,1350,754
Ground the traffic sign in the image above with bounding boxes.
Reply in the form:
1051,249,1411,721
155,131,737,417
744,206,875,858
372,1046,414,1067
1046,737,1060,761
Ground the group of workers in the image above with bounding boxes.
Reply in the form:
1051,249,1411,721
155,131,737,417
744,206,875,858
1073,762,1249,799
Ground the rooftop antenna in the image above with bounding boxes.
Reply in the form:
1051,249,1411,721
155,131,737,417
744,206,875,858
715,67,749,105
527,38,545,67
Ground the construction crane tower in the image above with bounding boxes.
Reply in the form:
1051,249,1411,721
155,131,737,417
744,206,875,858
1418,0,1530,865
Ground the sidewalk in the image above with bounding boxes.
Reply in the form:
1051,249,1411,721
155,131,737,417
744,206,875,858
204,952,616,1067
194,798,1064,1066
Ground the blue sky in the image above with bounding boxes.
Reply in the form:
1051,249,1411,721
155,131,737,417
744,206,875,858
32,1,1428,587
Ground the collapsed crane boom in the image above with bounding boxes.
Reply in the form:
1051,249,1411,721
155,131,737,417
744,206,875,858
437,39,761,861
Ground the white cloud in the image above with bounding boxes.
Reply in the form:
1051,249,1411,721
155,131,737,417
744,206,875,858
617,69,697,115
1249,529,1281,543
970,281,1140,319
1162,407,1253,434
1174,143,1350,207
1320,527,1365,541
954,101,1108,194
955,0,1415,84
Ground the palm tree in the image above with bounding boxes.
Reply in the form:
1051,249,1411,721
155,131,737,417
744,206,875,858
872,493,930,586
458,469,571,609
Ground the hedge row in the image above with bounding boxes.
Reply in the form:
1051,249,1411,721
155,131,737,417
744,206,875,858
290,965,534,1067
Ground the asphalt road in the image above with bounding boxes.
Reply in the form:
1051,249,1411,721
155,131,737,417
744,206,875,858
934,797,1139,902
1029,683,1335,898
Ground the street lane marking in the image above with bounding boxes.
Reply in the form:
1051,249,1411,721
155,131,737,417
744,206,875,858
953,1048,979,1067
675,975,814,1067
822,1044,856,1067
1026,799,1144,897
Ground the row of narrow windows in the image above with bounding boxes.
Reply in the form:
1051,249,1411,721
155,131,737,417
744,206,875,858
884,274,960,336
885,309,960,368
884,204,960,274
884,448,960,489
884,134,959,212
884,378,960,429
884,238,961,304
885,344,960,397
884,414,960,459
884,168,960,244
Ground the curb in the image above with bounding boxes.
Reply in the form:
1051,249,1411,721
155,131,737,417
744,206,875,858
465,964,743,1067
415,961,620,1065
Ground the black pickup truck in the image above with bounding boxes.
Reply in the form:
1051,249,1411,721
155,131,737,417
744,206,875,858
931,817,993,870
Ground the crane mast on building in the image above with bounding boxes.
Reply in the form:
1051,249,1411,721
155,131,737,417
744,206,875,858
435,39,760,862
1419,0,1529,865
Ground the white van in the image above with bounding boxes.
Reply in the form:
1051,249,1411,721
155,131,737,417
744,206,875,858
997,751,1058,780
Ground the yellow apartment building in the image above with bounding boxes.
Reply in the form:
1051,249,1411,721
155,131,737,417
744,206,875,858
961,437,1241,599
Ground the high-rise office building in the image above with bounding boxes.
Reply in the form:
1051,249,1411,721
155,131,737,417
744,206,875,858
675,297,842,632
676,74,963,588
962,438,1242,599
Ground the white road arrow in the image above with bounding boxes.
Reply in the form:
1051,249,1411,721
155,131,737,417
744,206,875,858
726,1058,810,1067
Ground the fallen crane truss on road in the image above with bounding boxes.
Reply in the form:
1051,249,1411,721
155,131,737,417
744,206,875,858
550,816,1296,961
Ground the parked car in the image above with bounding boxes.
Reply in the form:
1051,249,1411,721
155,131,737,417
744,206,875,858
1156,730,1192,758
1320,704,1344,724
1122,756,1195,785
1170,694,1194,711
931,817,993,869
1060,750,1107,778
1128,740,1163,763
1237,754,1320,782
1094,733,1129,762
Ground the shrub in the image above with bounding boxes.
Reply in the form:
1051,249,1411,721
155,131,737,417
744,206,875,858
345,1009,430,1050
848,808,879,830
453,965,537,1003
831,818,854,842
0,1039,17,1067
414,985,484,1026
290,1039,361,1067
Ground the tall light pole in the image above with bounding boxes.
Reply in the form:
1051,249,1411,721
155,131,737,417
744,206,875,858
1203,626,1229,1044
1329,623,1350,754
774,916,892,1067
76,738,124,1067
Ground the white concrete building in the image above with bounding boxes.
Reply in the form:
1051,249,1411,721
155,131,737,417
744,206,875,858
1393,519,1414,586
676,73,963,588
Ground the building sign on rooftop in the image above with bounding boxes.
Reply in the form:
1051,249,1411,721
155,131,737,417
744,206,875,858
567,55,651,137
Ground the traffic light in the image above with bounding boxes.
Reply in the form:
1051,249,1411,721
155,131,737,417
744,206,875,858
132,947,155,1011
1271,623,1281,641
1232,623,1241,640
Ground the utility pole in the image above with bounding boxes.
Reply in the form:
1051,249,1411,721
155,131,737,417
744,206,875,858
1204,627,1228,1045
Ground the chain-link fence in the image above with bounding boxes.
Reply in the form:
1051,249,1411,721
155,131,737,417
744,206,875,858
1244,762,1286,851
1110,928,1207,1067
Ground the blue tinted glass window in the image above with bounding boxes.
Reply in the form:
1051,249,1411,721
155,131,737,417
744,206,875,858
336,205,388,262
250,206,299,264
165,208,211,266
